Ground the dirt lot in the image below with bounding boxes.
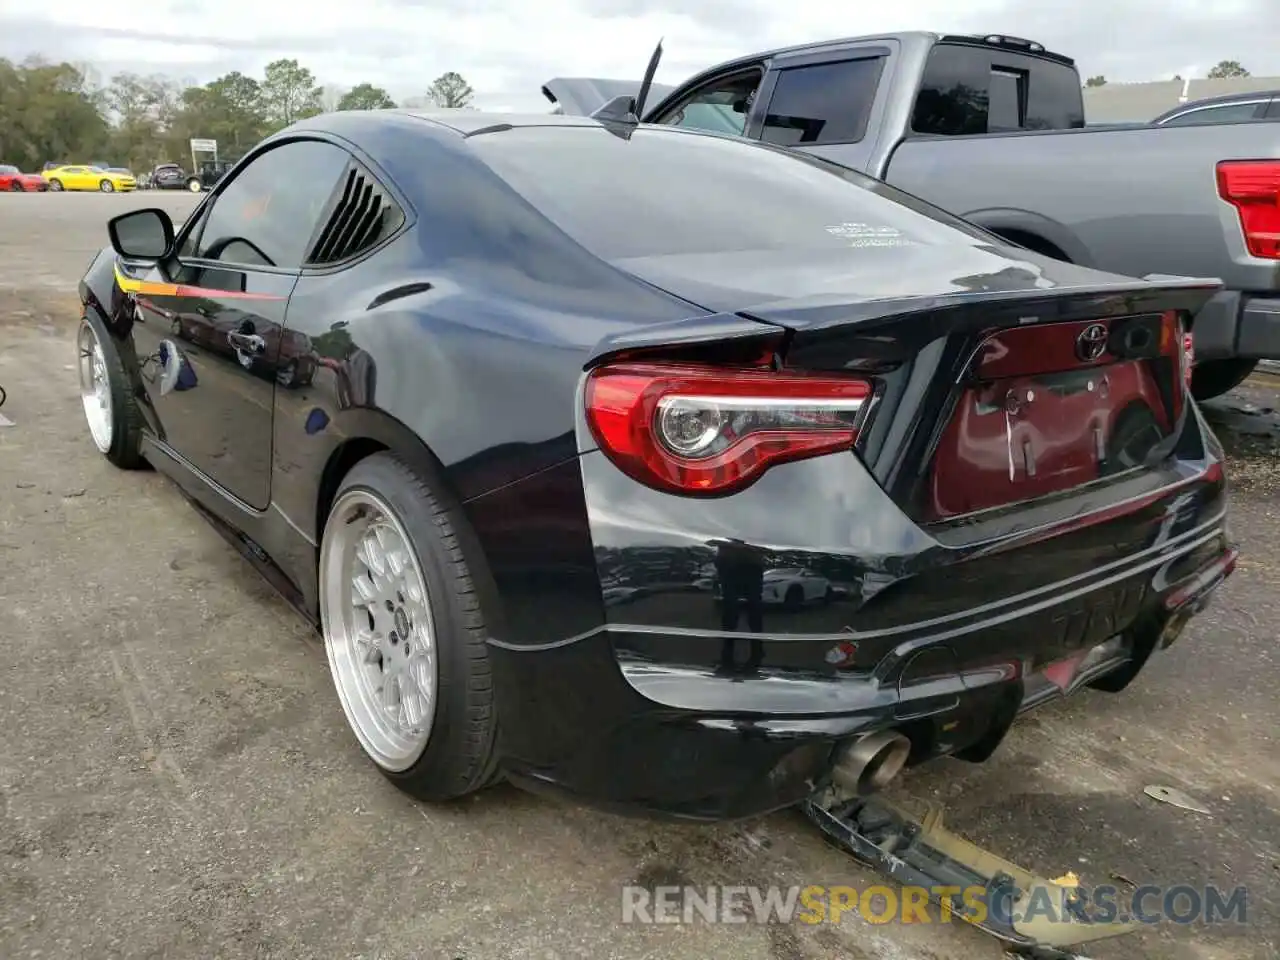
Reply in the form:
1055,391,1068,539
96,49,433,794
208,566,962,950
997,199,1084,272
1,193,1277,960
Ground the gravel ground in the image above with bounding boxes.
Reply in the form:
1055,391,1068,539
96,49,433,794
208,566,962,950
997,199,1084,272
0,192,1277,960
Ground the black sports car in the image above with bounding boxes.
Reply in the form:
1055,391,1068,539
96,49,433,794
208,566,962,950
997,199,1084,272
76,109,1237,821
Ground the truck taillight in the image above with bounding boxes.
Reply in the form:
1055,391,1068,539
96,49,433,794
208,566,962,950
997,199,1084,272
585,363,874,496
1216,159,1280,260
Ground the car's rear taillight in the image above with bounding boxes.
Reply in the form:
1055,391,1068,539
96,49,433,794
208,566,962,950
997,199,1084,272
584,363,874,496
1182,331,1195,387
1216,159,1280,260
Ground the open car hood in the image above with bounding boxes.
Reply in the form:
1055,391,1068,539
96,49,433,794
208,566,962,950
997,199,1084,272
541,77,673,117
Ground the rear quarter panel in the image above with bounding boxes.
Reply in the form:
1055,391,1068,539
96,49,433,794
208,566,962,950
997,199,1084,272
881,124,1280,290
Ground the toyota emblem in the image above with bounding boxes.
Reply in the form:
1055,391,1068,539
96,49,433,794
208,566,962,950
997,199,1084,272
1076,323,1108,362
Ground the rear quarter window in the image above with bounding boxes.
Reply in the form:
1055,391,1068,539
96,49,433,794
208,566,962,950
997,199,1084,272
912,43,1085,135
469,126,995,261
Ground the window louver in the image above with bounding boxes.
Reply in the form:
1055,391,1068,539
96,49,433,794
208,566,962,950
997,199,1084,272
308,166,394,265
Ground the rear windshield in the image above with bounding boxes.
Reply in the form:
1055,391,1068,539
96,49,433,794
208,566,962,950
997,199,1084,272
469,125,994,260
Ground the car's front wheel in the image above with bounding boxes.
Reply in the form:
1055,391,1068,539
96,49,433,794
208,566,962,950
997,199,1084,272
319,453,499,801
99,179,114,193
77,313,146,468
187,178,202,193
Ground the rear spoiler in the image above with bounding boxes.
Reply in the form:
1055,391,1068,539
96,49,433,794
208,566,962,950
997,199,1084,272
541,77,675,118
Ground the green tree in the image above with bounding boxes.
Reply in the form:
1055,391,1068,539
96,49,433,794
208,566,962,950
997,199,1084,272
338,82,397,111
1084,75,1107,87
176,71,265,158
426,71,473,108
260,58,323,128
0,57,109,171
1207,60,1250,79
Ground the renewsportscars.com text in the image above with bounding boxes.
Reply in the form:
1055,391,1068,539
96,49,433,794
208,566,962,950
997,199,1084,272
621,884,1248,927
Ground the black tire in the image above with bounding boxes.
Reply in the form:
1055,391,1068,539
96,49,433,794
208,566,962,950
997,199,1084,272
99,180,114,193
80,311,147,469
8,182,21,192
324,453,499,801
1190,358,1257,401
783,584,804,612
49,178,63,191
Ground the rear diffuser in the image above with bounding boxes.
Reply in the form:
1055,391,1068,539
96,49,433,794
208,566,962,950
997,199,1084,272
802,794,1133,959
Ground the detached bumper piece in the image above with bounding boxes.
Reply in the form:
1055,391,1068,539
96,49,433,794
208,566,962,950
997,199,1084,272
803,795,1132,959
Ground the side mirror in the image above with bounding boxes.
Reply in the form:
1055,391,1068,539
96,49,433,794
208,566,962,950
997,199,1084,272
107,208,174,260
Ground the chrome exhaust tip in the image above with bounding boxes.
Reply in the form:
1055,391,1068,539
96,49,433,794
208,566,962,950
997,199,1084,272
831,730,912,797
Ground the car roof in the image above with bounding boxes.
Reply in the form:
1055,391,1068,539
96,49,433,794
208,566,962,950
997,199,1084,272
1153,89,1280,121
296,107,610,138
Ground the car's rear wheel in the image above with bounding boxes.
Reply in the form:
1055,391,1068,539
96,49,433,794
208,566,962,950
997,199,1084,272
48,179,63,191
319,453,499,801
77,313,146,468
99,180,114,193
187,178,202,193
8,182,21,192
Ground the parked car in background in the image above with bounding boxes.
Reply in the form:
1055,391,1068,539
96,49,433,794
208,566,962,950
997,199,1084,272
188,159,234,192
42,164,137,193
546,31,1280,400
149,163,190,190
1152,89,1280,126
0,164,48,192
75,108,1235,821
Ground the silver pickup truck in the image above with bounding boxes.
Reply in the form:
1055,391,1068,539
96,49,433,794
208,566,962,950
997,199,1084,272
545,32,1280,400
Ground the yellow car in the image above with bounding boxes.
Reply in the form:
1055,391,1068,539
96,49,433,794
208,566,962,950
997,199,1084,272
42,165,137,193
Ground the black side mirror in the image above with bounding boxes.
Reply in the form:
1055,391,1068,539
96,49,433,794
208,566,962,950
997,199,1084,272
107,208,174,260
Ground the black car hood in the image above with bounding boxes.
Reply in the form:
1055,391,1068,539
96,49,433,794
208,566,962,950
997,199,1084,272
608,242,1219,330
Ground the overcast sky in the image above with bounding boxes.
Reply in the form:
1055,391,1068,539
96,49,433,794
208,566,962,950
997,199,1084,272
1,0,1276,111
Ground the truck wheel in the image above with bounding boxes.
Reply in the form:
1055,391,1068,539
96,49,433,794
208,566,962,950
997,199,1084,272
1191,359,1257,401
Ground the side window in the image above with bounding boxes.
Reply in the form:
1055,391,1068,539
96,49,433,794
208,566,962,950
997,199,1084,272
656,72,761,137
1161,102,1265,126
761,57,885,146
1266,98,1280,120
181,139,350,269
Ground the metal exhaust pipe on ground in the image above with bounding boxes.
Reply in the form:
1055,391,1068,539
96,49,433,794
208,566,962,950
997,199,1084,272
831,730,912,797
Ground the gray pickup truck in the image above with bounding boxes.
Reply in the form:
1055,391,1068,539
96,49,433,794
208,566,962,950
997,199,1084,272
544,32,1280,400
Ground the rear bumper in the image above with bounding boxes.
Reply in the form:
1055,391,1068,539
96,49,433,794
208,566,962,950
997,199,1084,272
494,530,1234,821
1192,289,1280,361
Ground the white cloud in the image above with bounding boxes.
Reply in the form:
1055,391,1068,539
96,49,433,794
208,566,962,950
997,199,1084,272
0,0,1275,110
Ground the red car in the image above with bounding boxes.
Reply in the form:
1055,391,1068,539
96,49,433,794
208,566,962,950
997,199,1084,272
0,164,48,192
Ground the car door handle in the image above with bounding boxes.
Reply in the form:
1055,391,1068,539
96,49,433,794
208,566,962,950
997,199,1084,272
227,332,266,354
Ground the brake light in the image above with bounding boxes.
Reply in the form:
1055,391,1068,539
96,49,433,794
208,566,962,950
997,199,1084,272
1216,160,1280,259
584,363,874,496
